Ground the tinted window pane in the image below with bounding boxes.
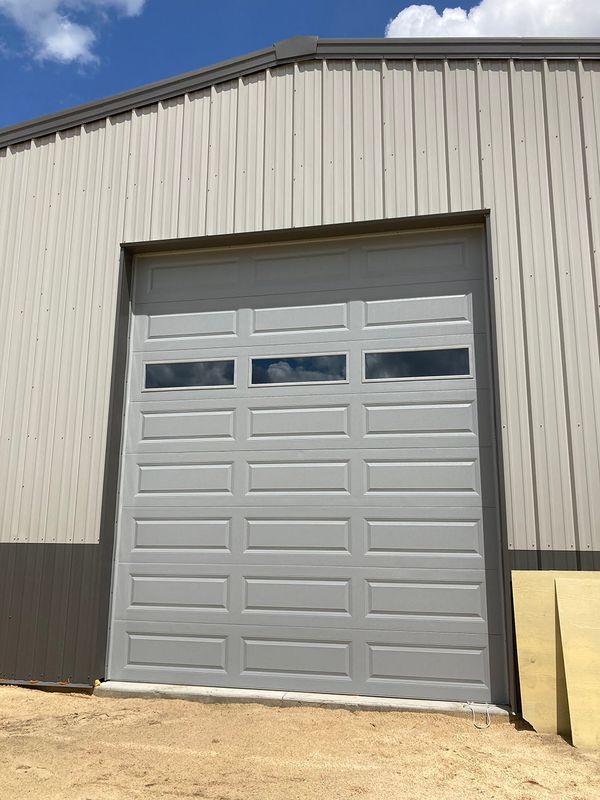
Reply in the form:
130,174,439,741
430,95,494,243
145,360,235,389
252,354,347,385
365,348,470,380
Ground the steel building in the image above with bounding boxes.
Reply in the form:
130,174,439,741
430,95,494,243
0,37,599,709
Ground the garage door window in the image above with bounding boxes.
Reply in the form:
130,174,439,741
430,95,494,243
145,359,235,389
251,354,347,385
364,347,470,381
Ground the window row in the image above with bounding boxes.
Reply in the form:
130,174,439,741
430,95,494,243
144,347,471,390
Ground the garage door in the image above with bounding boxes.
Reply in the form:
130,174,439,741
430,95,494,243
108,227,508,703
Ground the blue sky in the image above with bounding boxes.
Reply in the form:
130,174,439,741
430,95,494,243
0,0,598,130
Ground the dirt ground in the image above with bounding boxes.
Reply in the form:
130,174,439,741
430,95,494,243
0,685,599,800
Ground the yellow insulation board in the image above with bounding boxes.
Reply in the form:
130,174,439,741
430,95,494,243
556,577,600,750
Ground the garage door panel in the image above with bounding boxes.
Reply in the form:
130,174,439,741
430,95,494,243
111,228,507,703
108,620,496,701
112,562,499,634
132,279,487,354
126,389,492,454
128,336,490,403
117,506,493,570
134,233,481,306
121,449,491,508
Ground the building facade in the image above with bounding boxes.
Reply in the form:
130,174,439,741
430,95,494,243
0,37,599,706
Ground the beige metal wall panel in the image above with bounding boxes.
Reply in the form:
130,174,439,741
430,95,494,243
413,60,448,215
322,61,353,224
234,74,265,233
263,65,294,230
150,98,184,240
1,136,55,543
178,89,211,238
1,55,600,555
476,61,537,551
544,61,600,555
293,62,323,228
578,62,600,348
74,114,131,545
445,60,481,212
509,62,575,556
352,61,384,221
206,81,238,236
123,105,157,243
381,60,415,219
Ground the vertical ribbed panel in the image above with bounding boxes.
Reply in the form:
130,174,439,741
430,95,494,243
150,98,184,240
322,61,352,224
123,105,157,243
543,61,600,555
178,89,211,238
292,62,323,227
382,60,415,218
352,61,384,221
1,56,600,558
206,81,238,236
263,65,293,230
509,61,575,556
413,60,448,215
477,61,537,550
235,74,265,233
445,60,481,211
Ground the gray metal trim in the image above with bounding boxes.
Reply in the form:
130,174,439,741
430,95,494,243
1,37,599,148
508,550,600,571
482,217,517,713
125,210,490,256
94,250,133,680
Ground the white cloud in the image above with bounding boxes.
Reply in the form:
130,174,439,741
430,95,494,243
0,0,146,64
386,0,600,38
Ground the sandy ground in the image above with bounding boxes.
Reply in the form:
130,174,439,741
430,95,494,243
0,685,598,799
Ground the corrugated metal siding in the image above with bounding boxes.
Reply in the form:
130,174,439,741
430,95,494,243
0,57,599,557
0,544,103,685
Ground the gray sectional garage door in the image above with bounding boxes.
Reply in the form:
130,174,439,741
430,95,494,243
108,227,508,703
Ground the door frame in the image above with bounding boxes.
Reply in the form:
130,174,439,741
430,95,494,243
94,209,516,708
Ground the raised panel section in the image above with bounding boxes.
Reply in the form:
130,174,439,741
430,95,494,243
247,461,350,494
131,575,228,610
252,251,349,290
367,642,487,686
242,637,351,677
366,579,485,620
137,463,233,496
365,519,480,556
364,402,475,439
249,406,349,439
133,518,232,551
245,519,350,553
365,459,479,496
141,409,235,442
140,259,241,302
147,309,237,341
127,633,227,671
364,242,466,284
244,578,350,615
252,303,347,334
364,294,471,329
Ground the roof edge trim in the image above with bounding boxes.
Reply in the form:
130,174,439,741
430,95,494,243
1,36,600,149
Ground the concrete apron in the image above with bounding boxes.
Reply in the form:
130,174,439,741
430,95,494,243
95,681,510,719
